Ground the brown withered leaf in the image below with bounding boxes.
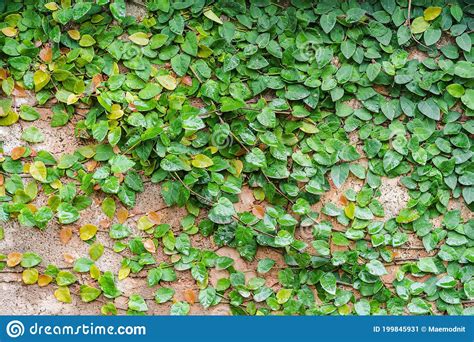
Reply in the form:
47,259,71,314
99,219,110,229
59,227,73,245
39,45,52,63
85,160,98,172
117,207,129,224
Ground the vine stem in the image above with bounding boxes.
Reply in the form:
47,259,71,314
406,0,432,50
171,172,300,251
216,114,295,204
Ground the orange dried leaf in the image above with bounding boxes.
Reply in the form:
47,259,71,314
143,239,156,253
11,146,26,160
7,252,22,267
26,203,37,212
63,253,75,264
339,195,348,206
39,46,52,63
181,75,192,86
183,289,196,304
252,205,265,219
38,274,53,287
12,85,26,97
148,211,163,225
92,74,103,87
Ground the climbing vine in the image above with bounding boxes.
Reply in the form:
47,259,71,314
0,0,473,315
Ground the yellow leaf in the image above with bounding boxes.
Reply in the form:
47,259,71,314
156,74,177,90
33,70,50,92
231,159,243,176
90,264,100,280
50,179,62,189
0,109,19,126
137,215,154,231
203,10,223,24
24,181,38,199
45,2,59,10
79,34,96,47
108,104,124,119
197,45,213,58
79,224,98,241
411,17,430,34
1,27,17,37
344,202,355,220
129,32,149,46
253,188,265,201
91,14,104,24
54,286,72,303
118,265,130,280
67,29,80,40
30,161,47,182
424,7,442,21
66,93,79,105
192,154,214,168
22,268,39,285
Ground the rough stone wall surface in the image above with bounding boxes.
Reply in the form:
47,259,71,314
0,1,471,316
